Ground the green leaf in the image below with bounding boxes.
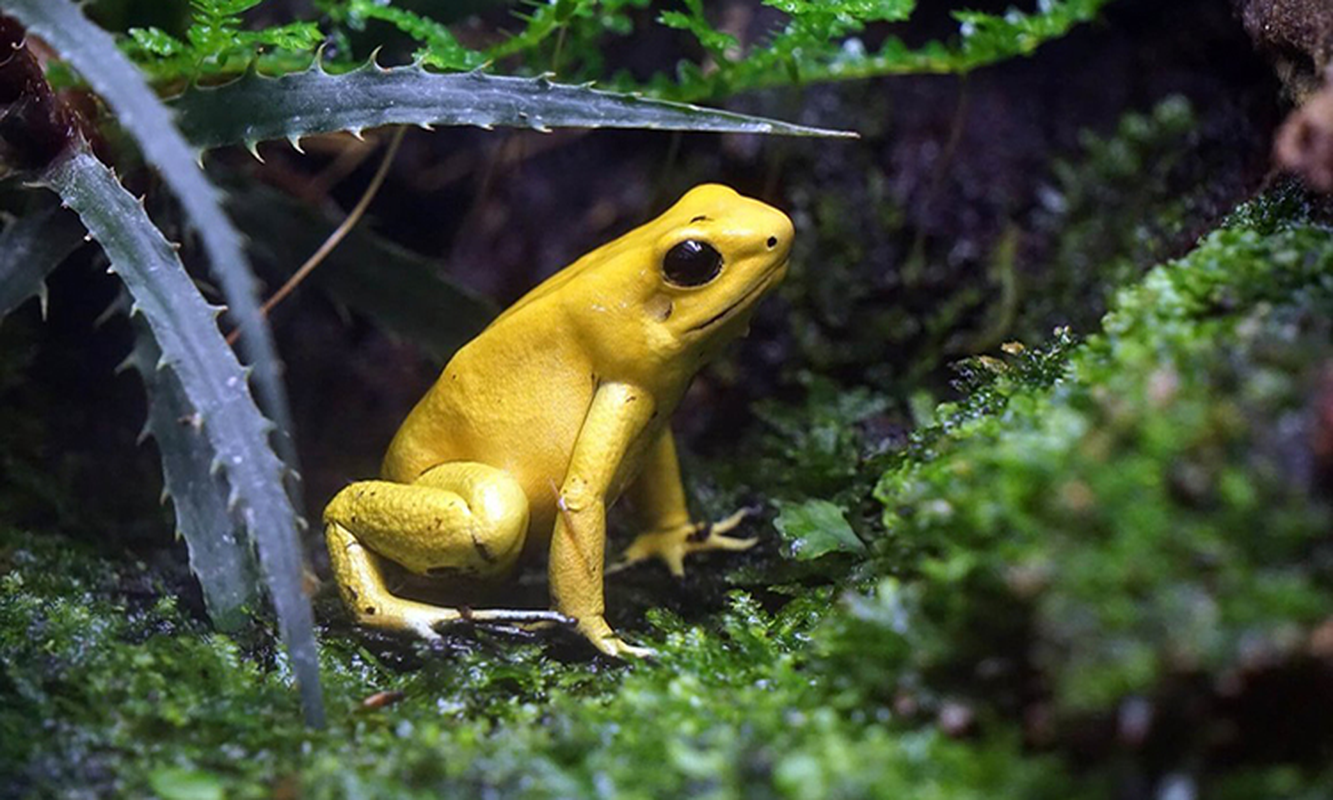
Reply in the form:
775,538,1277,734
127,27,189,58
647,0,1112,101
764,0,914,21
659,3,739,57
245,21,324,53
170,62,857,152
195,0,264,16
774,499,866,560
342,0,485,71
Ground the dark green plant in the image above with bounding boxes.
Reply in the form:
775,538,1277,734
1023,95,1206,336
652,0,1112,100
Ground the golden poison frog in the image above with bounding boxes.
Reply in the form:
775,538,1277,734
324,184,794,657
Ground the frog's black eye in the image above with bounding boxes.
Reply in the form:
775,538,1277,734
663,240,722,287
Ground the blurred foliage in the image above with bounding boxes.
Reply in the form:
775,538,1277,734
317,0,486,71
1023,96,1207,337
775,95,1233,401
651,0,1110,100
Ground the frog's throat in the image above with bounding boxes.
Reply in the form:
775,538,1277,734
686,259,787,334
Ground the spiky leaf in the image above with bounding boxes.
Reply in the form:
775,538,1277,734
171,62,857,152
0,0,300,478
41,145,324,728
130,327,256,630
0,202,84,320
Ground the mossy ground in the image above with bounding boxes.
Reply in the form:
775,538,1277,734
1,529,1063,799
4,179,1333,797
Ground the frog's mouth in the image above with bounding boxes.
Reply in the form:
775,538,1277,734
686,259,787,333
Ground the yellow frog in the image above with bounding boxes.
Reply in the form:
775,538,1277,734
324,184,793,657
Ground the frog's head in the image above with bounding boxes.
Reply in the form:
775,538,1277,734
641,184,793,352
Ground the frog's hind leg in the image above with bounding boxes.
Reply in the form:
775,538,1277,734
324,462,569,640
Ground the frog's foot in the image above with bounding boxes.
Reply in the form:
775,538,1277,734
327,518,572,641
610,507,759,577
578,615,657,659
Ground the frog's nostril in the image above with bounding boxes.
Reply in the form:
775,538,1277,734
766,236,778,249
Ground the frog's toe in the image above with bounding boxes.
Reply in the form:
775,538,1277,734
616,641,657,659
685,513,760,555
406,618,445,641
607,534,668,574
578,616,656,659
707,506,757,536
697,532,759,552
599,637,657,659
662,550,687,578
396,607,464,641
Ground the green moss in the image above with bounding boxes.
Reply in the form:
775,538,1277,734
1,528,1072,797
862,191,1333,729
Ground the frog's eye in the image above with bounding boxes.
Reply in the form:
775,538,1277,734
663,240,723,287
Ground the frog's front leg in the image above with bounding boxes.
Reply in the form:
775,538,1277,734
612,431,758,577
549,382,658,658
324,462,569,640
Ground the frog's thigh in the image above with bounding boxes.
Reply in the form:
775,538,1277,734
325,461,529,579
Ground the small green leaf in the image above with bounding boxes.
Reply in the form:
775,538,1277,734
774,499,865,560
198,0,264,16
248,21,324,52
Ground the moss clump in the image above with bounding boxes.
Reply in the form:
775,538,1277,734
846,187,1333,782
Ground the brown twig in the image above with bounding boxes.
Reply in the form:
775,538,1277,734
225,126,407,345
